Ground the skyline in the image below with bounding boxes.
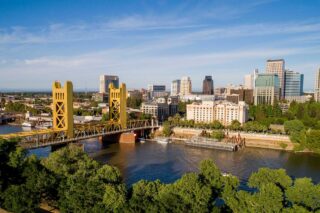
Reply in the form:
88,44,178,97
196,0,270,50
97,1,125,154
1,0,320,91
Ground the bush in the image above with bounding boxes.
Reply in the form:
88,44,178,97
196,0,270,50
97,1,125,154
211,130,225,140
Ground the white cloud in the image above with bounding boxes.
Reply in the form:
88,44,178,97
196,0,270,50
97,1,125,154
2,45,319,90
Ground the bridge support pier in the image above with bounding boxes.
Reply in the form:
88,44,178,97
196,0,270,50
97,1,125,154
119,132,136,143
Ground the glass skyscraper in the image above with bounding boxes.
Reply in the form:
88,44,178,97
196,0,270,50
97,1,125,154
284,71,304,97
254,73,280,105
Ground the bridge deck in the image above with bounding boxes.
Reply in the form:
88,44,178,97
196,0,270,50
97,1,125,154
0,120,159,149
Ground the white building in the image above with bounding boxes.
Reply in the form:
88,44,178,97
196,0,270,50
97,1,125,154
180,94,215,102
186,101,248,125
315,69,320,102
180,76,192,95
187,101,215,123
171,80,181,96
244,74,254,89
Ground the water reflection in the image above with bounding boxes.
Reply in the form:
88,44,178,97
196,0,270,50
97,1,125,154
1,124,319,185
86,140,320,185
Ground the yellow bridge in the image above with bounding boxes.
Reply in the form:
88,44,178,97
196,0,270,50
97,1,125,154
0,81,159,149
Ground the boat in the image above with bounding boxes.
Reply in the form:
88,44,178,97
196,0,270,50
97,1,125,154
138,138,146,143
35,123,52,129
156,137,170,144
22,122,35,127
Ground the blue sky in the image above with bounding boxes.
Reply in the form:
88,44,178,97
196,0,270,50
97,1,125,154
1,0,320,91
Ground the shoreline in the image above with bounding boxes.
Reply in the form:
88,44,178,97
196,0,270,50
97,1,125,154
156,127,320,154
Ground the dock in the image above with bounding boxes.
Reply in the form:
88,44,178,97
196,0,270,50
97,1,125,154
185,136,241,151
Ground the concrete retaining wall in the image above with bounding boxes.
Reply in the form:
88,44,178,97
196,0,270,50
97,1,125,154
171,127,294,151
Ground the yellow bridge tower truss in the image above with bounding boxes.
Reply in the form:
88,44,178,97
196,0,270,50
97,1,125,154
109,83,127,129
52,81,74,138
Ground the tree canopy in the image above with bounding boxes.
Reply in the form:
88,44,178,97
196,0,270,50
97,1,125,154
1,138,320,212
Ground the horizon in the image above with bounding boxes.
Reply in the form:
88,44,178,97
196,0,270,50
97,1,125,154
1,0,320,91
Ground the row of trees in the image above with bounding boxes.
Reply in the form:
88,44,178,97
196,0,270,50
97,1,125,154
167,114,270,133
4,101,51,115
249,101,320,130
1,139,319,212
250,101,320,153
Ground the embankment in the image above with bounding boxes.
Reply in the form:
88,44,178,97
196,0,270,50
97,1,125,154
170,127,294,151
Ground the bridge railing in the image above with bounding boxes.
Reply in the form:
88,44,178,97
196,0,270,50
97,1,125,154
0,119,159,149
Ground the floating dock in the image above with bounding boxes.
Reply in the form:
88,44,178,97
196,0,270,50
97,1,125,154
185,137,240,151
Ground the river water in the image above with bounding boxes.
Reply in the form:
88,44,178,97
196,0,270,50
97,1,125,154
1,125,320,185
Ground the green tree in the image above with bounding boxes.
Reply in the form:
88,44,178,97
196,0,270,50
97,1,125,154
140,113,152,120
178,101,190,115
286,178,320,211
127,180,163,212
228,120,242,131
101,112,109,122
2,185,38,213
210,120,224,129
248,168,292,191
162,121,172,137
211,130,225,140
127,95,143,109
284,120,305,143
305,130,320,153
243,121,268,132
0,98,5,109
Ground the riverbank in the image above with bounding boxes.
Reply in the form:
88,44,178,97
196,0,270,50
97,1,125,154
168,127,295,151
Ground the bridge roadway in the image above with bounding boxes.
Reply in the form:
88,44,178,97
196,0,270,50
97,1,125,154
0,120,159,149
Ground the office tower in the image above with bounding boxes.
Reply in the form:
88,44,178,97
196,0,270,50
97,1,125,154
253,68,259,88
244,74,253,89
180,76,192,95
171,80,181,96
99,75,119,94
254,73,280,105
266,59,285,97
284,70,304,98
202,76,214,95
315,69,320,102
147,84,167,98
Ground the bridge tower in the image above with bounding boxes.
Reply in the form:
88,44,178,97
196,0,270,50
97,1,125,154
109,83,127,129
52,81,74,138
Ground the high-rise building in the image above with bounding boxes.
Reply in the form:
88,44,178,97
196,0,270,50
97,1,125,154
315,69,320,102
244,74,253,89
180,76,192,95
254,73,280,105
284,70,304,98
266,59,285,97
171,80,181,96
202,76,214,95
99,75,119,94
147,84,167,98
229,89,254,105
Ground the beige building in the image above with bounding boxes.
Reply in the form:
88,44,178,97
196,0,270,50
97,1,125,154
244,74,253,89
186,101,248,125
180,76,192,95
187,101,214,123
315,69,320,102
266,59,285,97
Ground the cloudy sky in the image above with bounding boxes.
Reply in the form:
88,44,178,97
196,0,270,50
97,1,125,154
1,0,320,91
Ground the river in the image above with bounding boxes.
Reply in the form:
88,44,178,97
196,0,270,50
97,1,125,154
1,125,320,186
